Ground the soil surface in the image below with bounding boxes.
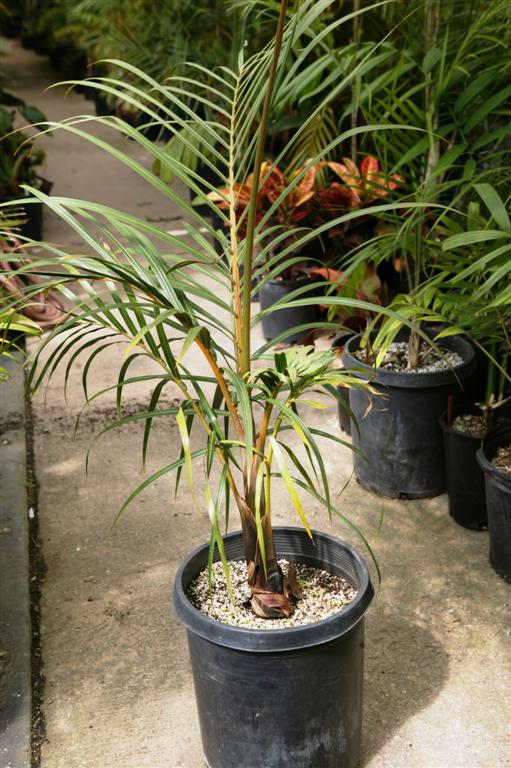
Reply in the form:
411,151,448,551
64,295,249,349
491,444,511,476
451,412,487,438
357,341,463,373
187,559,357,628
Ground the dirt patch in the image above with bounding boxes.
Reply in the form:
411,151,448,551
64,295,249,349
0,414,25,433
33,396,182,433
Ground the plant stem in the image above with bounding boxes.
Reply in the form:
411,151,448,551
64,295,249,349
351,0,362,162
240,0,289,377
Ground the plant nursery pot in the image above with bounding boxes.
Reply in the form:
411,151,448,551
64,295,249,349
173,526,374,768
93,90,111,117
259,278,319,344
1,189,43,241
477,427,511,582
332,334,356,436
343,333,476,498
336,384,352,435
189,161,223,217
440,407,487,531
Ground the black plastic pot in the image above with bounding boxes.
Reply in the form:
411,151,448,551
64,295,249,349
336,384,352,436
440,407,487,530
93,91,111,117
173,527,374,768
477,427,511,582
343,334,476,498
332,334,356,436
1,190,43,242
259,278,320,344
462,342,490,404
188,161,223,217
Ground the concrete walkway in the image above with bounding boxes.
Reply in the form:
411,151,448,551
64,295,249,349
3,41,510,768
0,351,31,768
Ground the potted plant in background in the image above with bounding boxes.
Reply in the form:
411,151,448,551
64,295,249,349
5,2,429,765
427,183,511,578
0,87,50,240
207,153,401,345
0,211,43,374
330,0,511,499
432,185,511,532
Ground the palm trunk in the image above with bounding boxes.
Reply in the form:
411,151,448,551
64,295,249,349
234,0,294,617
236,493,296,618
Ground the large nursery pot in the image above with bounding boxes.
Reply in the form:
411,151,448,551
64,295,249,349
440,406,487,530
259,277,320,344
343,333,475,498
477,426,511,582
173,526,374,768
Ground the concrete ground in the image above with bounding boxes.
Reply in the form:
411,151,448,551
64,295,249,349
3,41,511,768
0,352,31,768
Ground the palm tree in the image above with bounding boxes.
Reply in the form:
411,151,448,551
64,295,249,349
14,0,420,616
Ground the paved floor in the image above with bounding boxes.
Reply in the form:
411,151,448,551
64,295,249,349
3,41,510,768
0,352,31,768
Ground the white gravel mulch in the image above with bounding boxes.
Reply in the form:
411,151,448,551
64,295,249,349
356,342,463,373
187,559,357,630
452,412,487,437
492,444,511,476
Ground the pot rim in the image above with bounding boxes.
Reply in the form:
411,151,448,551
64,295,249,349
259,274,321,289
173,526,374,653
343,332,475,390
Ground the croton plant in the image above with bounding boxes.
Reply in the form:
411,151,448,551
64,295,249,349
208,154,401,268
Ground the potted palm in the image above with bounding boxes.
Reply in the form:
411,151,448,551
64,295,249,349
10,2,429,764
430,183,511,577
434,185,511,531
0,89,50,241
332,0,511,498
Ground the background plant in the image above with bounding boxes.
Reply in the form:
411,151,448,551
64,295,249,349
0,87,47,197
316,0,511,367
432,183,511,418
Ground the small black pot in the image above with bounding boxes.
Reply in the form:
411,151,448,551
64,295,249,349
343,334,476,498
336,384,352,436
332,334,356,436
188,161,223,217
93,90,111,117
1,190,43,242
440,407,487,530
259,278,320,344
173,527,374,768
477,427,511,582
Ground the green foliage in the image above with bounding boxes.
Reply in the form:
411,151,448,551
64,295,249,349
5,0,403,616
0,89,47,196
435,184,511,402
324,0,511,366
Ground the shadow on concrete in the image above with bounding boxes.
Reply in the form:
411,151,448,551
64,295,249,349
360,609,449,764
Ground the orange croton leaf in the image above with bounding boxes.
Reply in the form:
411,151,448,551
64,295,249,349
291,161,319,208
259,160,287,205
360,155,380,181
